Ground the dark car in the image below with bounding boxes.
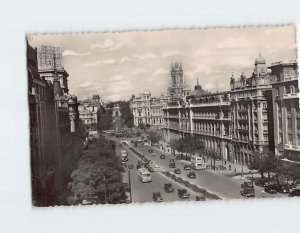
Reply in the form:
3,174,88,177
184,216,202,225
169,162,176,168
131,140,135,143
196,196,206,201
148,166,155,172
174,168,181,174
160,154,165,159
164,183,174,193
241,181,254,189
121,162,127,168
184,165,191,170
178,189,190,199
128,164,134,169
240,187,255,197
187,172,196,178
276,184,290,194
148,148,153,153
264,184,277,194
153,192,163,202
289,188,300,197
255,178,269,187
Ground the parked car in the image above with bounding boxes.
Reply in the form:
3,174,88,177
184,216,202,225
276,184,290,194
184,164,191,170
137,139,142,143
196,196,206,201
187,171,196,178
164,183,174,193
153,192,163,202
148,166,155,172
169,163,175,168
254,178,269,187
178,189,190,199
174,168,181,174
241,181,254,189
160,154,165,159
151,153,156,156
240,187,255,197
264,184,277,194
128,164,134,169
289,188,300,197
131,140,135,143
121,162,127,168
148,148,153,153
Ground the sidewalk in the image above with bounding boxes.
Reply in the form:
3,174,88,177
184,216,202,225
156,143,257,179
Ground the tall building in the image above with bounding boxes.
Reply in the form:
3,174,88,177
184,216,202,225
229,53,272,164
167,62,191,99
38,46,69,95
268,60,300,163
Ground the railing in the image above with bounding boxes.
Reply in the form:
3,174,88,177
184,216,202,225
285,144,300,151
283,93,300,99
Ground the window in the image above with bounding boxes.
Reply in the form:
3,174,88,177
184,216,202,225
290,85,295,93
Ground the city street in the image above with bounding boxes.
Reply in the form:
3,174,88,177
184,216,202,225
110,135,201,203
117,137,288,200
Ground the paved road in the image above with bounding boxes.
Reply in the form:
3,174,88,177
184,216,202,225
111,136,200,203
122,139,287,200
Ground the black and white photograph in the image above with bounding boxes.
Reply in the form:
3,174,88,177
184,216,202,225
27,25,300,207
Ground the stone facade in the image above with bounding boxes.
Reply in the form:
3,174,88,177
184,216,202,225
268,60,300,163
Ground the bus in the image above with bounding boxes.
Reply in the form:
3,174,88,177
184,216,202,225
137,167,152,183
121,150,128,162
191,155,206,170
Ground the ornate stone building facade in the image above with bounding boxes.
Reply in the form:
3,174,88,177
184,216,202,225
229,53,272,165
268,60,300,163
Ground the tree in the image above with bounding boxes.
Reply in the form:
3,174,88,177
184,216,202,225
148,130,161,145
170,136,205,158
97,109,112,131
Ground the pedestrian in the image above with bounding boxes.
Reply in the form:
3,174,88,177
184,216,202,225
261,189,266,198
225,160,227,165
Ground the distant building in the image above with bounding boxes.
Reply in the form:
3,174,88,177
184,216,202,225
78,94,103,130
268,60,299,163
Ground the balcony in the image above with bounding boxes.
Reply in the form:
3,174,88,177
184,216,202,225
285,144,300,151
238,109,248,113
283,93,300,100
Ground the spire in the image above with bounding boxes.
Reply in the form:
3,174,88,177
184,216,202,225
52,53,63,97
197,78,199,86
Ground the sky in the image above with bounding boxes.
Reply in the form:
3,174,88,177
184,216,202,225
27,25,297,102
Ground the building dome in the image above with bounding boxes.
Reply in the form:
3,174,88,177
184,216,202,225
255,53,266,65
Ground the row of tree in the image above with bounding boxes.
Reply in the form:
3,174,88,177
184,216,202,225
67,135,127,205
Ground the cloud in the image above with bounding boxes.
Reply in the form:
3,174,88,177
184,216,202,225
162,50,182,57
133,52,156,60
194,48,209,57
91,39,114,49
153,68,169,75
131,68,146,76
102,58,116,64
216,36,253,50
218,55,252,68
62,49,90,56
78,81,93,88
110,75,125,81
84,60,102,66
120,57,132,63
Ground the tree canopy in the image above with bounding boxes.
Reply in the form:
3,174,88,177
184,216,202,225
170,136,205,154
106,100,134,128
67,135,126,205
148,130,162,145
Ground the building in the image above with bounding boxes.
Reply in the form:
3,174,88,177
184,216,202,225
167,62,191,99
229,53,272,165
130,90,167,128
78,94,103,130
38,46,69,95
29,43,81,206
268,60,300,163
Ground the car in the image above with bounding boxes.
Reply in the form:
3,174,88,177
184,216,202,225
195,196,206,201
178,189,190,199
289,188,300,197
169,163,175,168
254,178,269,187
148,166,155,172
184,165,191,170
151,153,156,156
187,172,196,178
241,181,254,189
131,140,135,143
128,164,134,169
121,162,127,168
174,168,181,174
240,187,255,197
160,154,165,159
153,192,163,202
276,184,290,194
164,183,174,193
137,139,142,143
264,184,277,194
148,148,153,153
